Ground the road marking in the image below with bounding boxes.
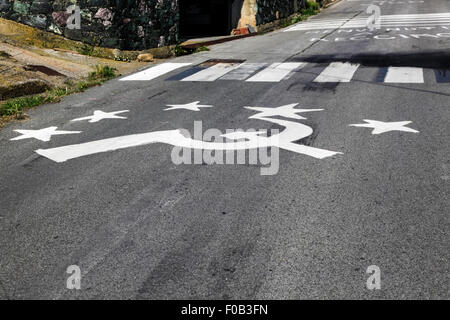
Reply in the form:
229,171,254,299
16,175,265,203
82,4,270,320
165,101,213,112
220,63,268,80
349,119,419,134
35,104,341,163
284,13,450,31
120,63,192,81
72,110,129,123
246,62,306,82
383,67,424,83
314,62,360,82
10,127,81,142
181,63,241,81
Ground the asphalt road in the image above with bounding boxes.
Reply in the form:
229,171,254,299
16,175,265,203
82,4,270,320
0,0,449,299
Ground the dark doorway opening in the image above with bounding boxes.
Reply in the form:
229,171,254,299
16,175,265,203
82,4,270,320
179,0,243,39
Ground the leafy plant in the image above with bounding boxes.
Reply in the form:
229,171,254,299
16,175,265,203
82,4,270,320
174,44,194,57
88,65,118,81
306,0,320,11
0,96,45,116
195,46,210,53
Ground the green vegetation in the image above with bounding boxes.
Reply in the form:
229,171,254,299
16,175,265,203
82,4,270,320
283,1,320,27
195,46,210,53
0,96,45,118
0,65,119,119
88,64,118,80
174,44,192,56
174,44,210,57
78,44,95,56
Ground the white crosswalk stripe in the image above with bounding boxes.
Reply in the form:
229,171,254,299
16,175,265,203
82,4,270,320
219,63,268,80
383,67,424,83
120,62,192,81
245,62,306,82
314,62,360,83
285,13,450,31
120,61,446,84
181,62,242,82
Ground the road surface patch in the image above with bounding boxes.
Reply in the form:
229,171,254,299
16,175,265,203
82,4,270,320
220,63,268,81
180,62,242,82
434,69,450,83
245,63,306,82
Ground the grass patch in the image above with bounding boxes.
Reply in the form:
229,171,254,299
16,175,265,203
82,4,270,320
174,44,210,57
283,1,320,27
174,44,193,56
77,44,95,56
0,96,45,118
88,64,118,81
0,65,119,119
195,46,210,53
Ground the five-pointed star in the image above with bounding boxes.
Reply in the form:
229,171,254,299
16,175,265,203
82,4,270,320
244,103,323,120
71,110,129,123
10,127,81,142
164,101,213,112
349,119,419,135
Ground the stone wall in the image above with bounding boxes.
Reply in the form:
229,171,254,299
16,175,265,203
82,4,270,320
0,0,178,50
0,0,308,51
255,0,305,25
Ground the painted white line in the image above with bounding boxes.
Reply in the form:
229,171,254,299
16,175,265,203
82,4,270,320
10,127,81,142
246,62,306,82
72,110,129,123
120,63,191,81
181,63,241,82
286,21,450,30
349,119,419,135
383,67,424,83
284,13,450,31
314,62,360,83
220,63,268,80
35,104,341,163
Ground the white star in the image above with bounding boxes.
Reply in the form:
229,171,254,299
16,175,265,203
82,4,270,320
164,101,213,112
71,110,129,123
244,103,323,120
349,119,419,135
10,127,81,142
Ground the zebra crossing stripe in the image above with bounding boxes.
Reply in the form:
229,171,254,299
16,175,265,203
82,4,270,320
181,62,242,82
220,63,268,80
120,63,192,81
284,13,450,31
383,67,424,83
314,62,360,83
246,62,306,82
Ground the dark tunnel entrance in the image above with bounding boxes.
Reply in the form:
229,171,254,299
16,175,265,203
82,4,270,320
179,0,244,39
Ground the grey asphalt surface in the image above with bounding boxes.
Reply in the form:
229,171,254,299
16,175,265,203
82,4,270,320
0,0,449,299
